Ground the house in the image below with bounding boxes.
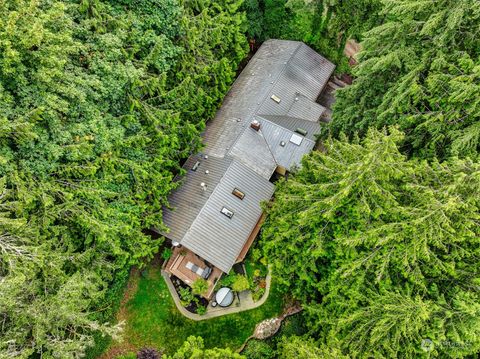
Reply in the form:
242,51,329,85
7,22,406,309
159,40,335,298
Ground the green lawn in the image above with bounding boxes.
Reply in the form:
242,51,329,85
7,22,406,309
114,262,284,356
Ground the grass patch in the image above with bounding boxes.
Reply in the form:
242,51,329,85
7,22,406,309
104,261,284,356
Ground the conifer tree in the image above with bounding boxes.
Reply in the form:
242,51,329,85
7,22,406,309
0,0,247,356
330,0,480,159
260,127,480,357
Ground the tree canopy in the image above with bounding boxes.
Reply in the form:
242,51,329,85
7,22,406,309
0,0,247,356
260,128,480,357
2,0,479,357
330,0,480,159
166,336,245,359
243,0,383,72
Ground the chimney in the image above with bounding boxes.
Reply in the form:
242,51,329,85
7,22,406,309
250,120,261,131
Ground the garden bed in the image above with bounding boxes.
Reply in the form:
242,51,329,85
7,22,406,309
171,275,208,314
244,254,269,302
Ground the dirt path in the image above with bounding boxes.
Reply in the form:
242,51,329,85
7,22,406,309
98,267,140,359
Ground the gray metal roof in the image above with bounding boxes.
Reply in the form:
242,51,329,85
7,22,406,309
287,93,326,122
161,155,232,243
180,160,275,272
160,40,335,273
256,117,316,171
227,124,277,179
202,40,301,158
257,114,321,141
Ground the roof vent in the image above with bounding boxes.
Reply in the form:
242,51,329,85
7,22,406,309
200,182,207,191
295,128,308,136
232,188,245,200
204,155,208,159
191,161,200,171
290,133,303,146
250,120,261,131
220,207,234,219
271,94,281,103
205,170,209,174
280,141,286,147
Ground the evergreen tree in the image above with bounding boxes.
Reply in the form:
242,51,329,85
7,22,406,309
247,0,383,71
277,335,349,359
330,0,480,159
166,336,245,359
260,127,480,357
0,0,247,356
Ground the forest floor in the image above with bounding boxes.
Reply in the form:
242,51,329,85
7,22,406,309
99,256,284,358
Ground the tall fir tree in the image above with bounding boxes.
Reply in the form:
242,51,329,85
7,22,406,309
330,0,480,159
0,0,247,356
260,127,480,357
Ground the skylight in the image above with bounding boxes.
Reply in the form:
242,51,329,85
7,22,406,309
220,207,234,219
271,94,281,103
232,188,245,200
290,133,303,146
191,161,200,171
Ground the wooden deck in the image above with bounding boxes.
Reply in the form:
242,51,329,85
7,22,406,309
165,247,222,298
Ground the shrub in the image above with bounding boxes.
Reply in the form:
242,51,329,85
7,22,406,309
137,347,161,359
178,287,195,307
242,339,275,359
162,248,172,261
191,278,209,296
252,287,265,302
232,274,250,292
196,305,207,315
219,272,236,287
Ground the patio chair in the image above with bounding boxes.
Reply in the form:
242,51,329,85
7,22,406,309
201,266,212,279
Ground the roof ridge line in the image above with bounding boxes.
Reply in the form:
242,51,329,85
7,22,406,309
257,116,316,145
253,115,283,165
258,113,324,126
226,120,278,175
253,42,303,119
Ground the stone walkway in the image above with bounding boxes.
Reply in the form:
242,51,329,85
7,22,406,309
161,270,272,321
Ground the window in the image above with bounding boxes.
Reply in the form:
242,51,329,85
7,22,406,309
232,188,245,200
221,207,234,219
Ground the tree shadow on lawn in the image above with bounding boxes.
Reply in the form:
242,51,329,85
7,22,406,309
105,261,285,356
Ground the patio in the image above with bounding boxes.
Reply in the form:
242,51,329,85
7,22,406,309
165,246,223,298
161,269,272,321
